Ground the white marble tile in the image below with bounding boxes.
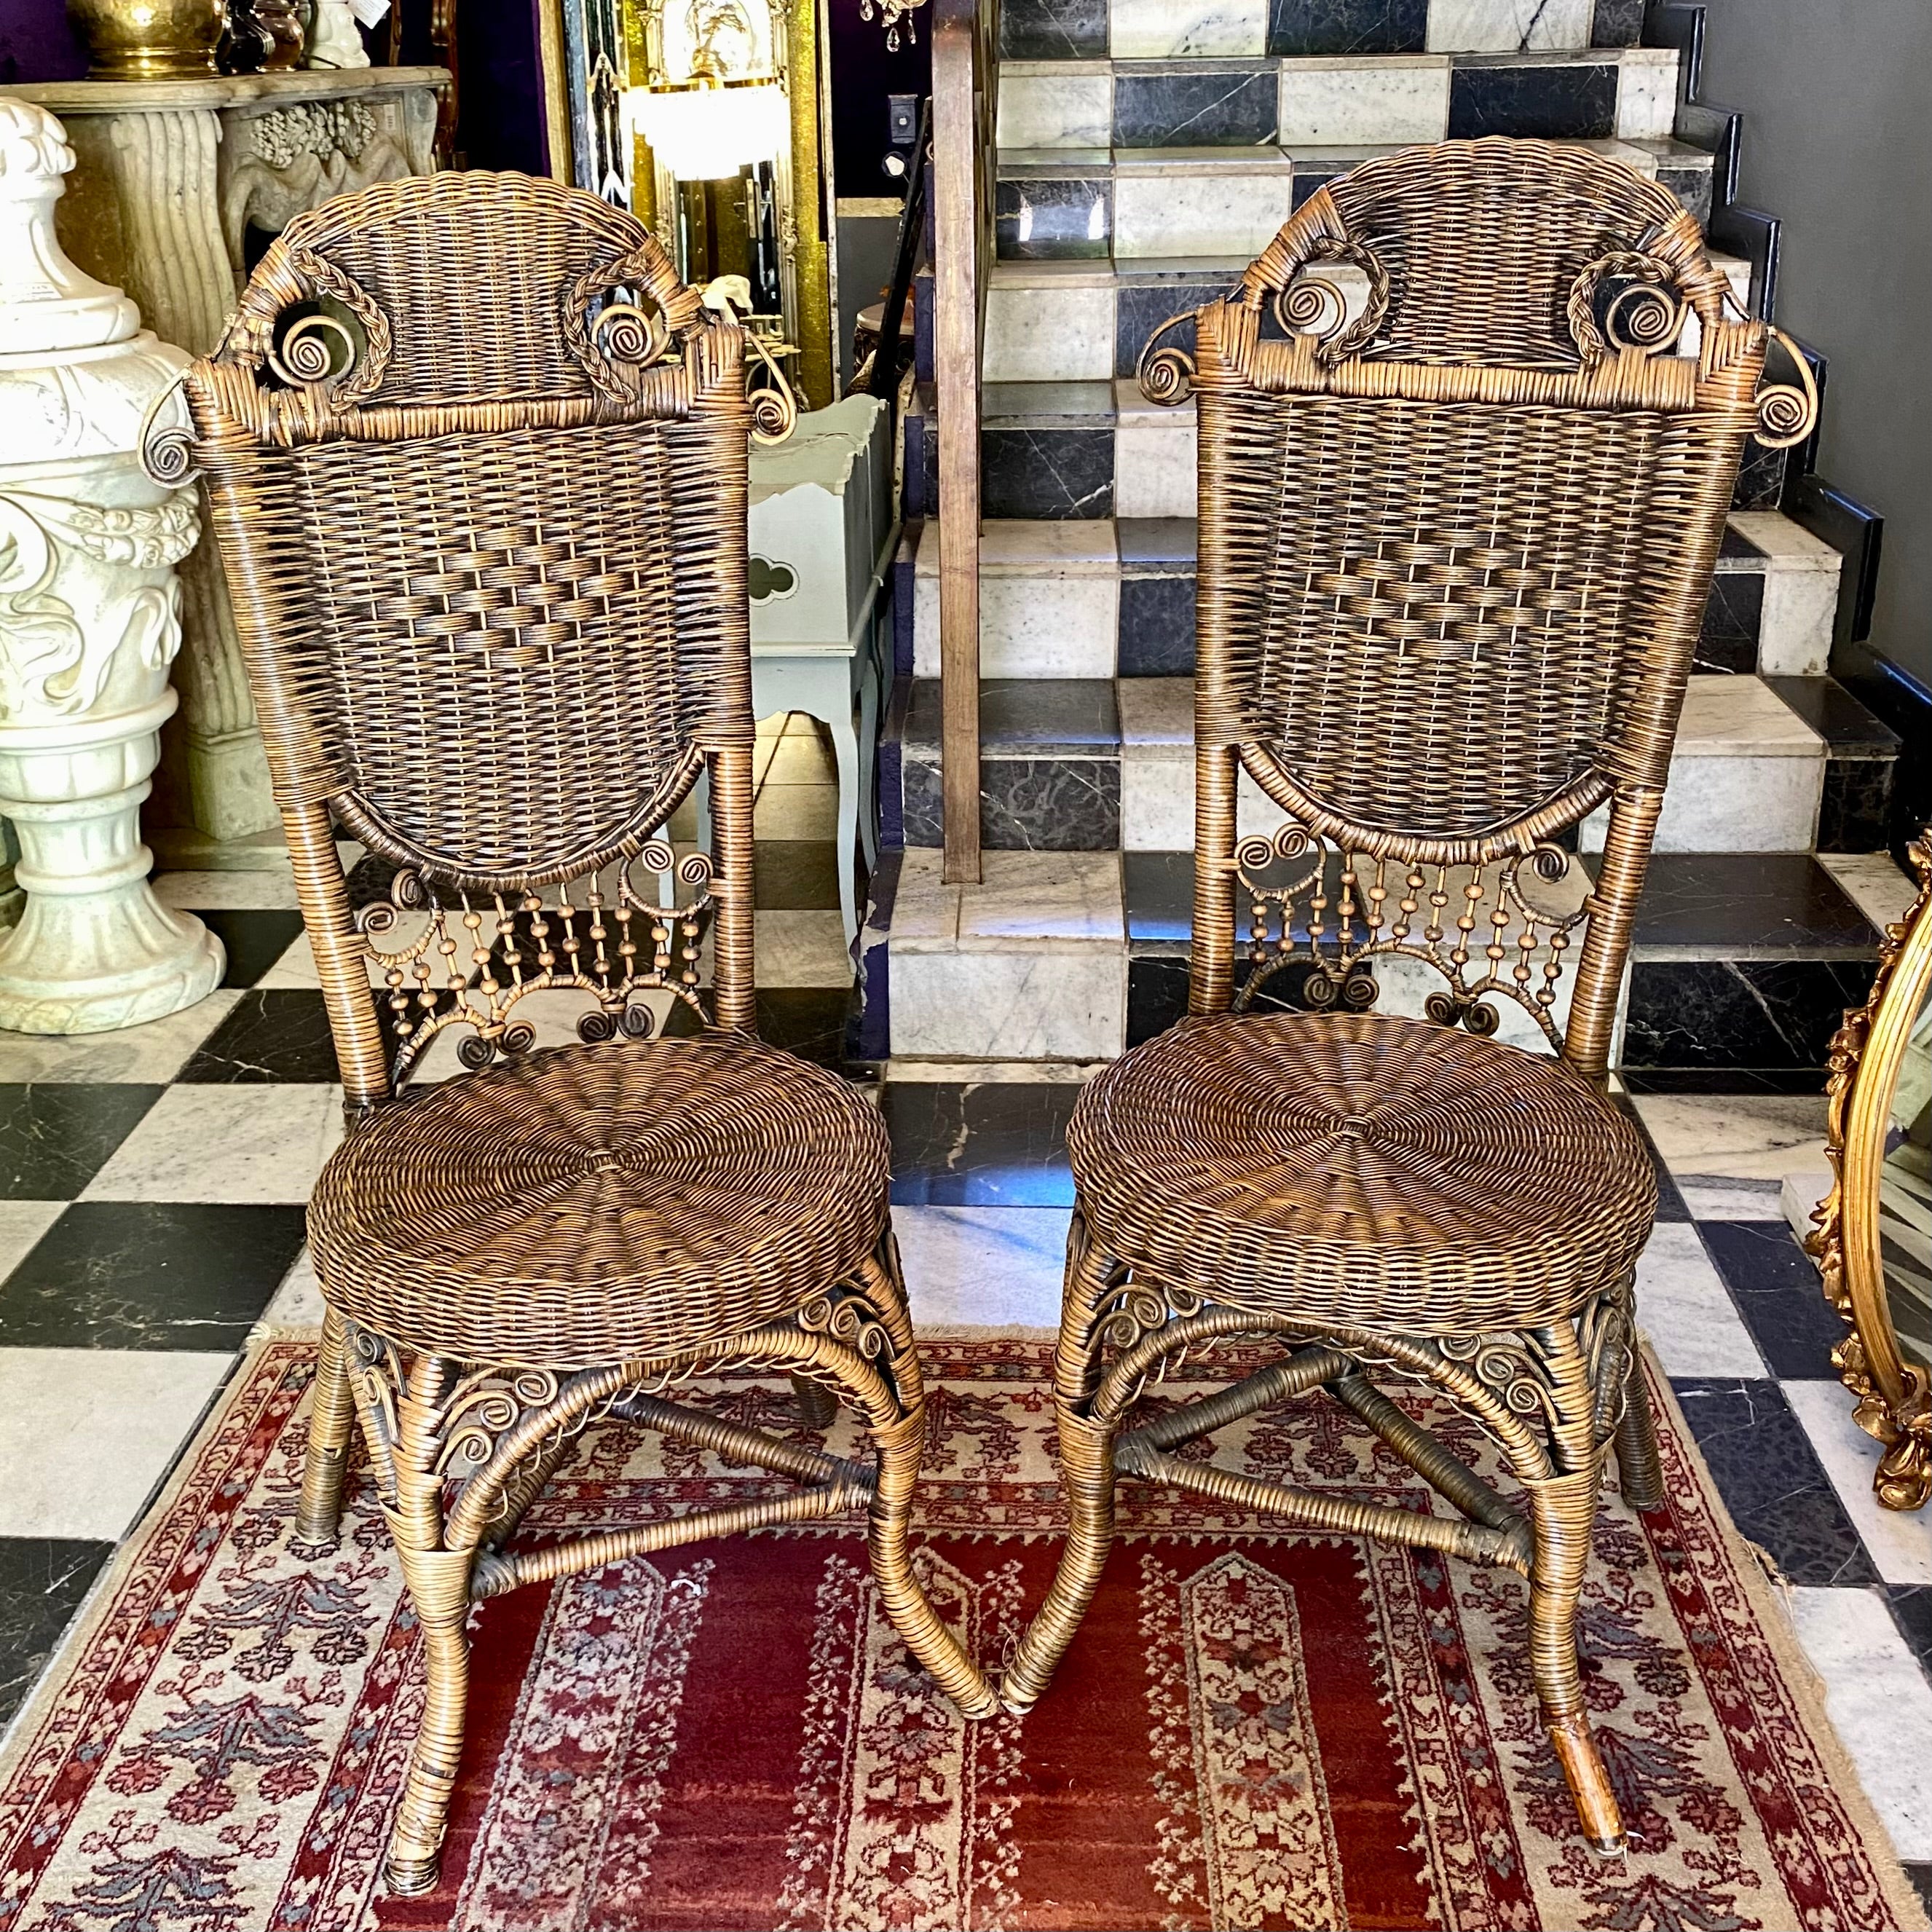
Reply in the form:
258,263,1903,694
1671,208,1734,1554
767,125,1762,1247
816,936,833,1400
953,851,1125,949
997,67,1113,149
1113,167,1296,260
1780,1166,1832,1246
1633,1221,1767,1377
884,1059,1104,1083
1614,47,1680,141
1585,722,1824,852
892,1205,1071,1329
1277,57,1450,146
976,519,1122,571
256,1245,327,1333
886,848,959,945
1118,679,1286,848
913,526,1119,678
1786,1585,1932,1860
1111,0,1266,55
757,910,853,986
0,989,240,1084
890,950,1126,1059
83,1083,346,1204
1819,853,1919,932
983,280,1115,382
0,1347,232,1540
1783,1384,1932,1588
1756,568,1840,677
1114,411,1198,518
1426,0,1591,50
1676,674,1823,753
153,869,301,910
1729,510,1843,564
1676,1175,1788,1221
1631,1091,1827,1182
0,1201,63,1278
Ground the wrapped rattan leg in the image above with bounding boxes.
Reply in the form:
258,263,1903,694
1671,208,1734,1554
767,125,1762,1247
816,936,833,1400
382,1356,480,1898
851,1245,1001,1720
1612,1351,1664,1511
791,1373,840,1431
294,1307,357,1547
998,1217,1119,1714
1526,1462,1625,1854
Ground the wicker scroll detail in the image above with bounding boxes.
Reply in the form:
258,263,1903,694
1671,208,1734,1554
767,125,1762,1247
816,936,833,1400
224,245,395,405
1230,825,1590,1045
355,840,717,1089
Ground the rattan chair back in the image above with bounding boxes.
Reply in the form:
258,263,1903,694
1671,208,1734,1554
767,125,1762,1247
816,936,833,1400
1154,139,1811,1075
172,171,783,1105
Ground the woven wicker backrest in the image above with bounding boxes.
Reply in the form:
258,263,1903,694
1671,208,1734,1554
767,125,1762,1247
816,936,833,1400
172,171,783,1105
1162,139,1815,1076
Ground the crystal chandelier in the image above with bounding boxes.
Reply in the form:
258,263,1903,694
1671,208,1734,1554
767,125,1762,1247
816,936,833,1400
859,0,927,51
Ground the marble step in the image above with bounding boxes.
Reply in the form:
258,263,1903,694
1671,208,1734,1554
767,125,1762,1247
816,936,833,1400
998,46,1679,151
996,135,1716,262
909,511,1848,683
899,366,1792,520
883,669,1898,859
1002,0,1645,60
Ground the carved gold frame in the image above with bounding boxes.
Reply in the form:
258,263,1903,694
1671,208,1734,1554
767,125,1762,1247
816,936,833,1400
1807,831,1932,1510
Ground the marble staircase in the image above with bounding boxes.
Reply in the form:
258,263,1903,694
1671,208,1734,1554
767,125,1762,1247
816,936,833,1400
864,0,1903,1084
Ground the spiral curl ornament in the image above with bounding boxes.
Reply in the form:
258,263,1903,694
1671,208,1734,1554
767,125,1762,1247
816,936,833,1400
591,298,669,368
500,1021,536,1055
139,373,200,487
1274,274,1349,344
1754,328,1820,449
676,851,713,888
1530,842,1572,885
457,1034,497,1070
1602,279,1685,356
577,1008,619,1044
1137,309,1199,407
267,311,357,389
356,899,399,937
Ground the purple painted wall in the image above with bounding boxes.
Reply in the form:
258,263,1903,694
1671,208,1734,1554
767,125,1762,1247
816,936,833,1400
1,0,87,84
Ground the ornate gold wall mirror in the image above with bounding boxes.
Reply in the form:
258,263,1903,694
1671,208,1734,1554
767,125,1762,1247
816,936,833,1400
537,0,836,407
1809,832,1932,1510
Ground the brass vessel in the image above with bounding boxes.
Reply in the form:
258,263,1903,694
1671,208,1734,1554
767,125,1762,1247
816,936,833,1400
66,0,222,76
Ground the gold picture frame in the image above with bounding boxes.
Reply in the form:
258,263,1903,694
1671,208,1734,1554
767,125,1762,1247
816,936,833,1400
1808,831,1932,1510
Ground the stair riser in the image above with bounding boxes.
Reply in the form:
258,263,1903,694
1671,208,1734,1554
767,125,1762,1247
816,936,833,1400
998,151,1714,259
998,49,1678,150
1001,0,1646,60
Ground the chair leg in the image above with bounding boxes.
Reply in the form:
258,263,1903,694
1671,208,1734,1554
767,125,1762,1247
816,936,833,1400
853,1242,1001,1719
382,1355,480,1898
998,1217,1119,1714
294,1306,357,1547
790,1372,840,1432
1527,1462,1626,1854
1613,1349,1665,1510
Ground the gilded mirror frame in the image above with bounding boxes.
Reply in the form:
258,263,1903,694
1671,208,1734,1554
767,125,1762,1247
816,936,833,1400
1808,831,1932,1510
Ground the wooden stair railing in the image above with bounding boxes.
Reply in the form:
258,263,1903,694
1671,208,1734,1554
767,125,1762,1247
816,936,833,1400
930,0,998,884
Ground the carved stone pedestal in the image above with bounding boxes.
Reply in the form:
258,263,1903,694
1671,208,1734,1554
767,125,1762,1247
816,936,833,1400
0,68,446,853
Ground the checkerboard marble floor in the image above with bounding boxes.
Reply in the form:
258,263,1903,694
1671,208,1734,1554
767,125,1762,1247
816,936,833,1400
1,715,1928,1908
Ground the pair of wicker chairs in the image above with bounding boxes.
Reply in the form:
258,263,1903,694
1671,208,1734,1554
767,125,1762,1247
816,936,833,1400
173,144,1805,1893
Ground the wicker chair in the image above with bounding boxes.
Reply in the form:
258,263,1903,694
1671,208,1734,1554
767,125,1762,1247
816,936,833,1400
997,139,1816,1850
166,170,998,1896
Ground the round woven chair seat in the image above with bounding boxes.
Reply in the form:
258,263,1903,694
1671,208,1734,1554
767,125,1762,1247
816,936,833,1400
310,1033,891,1369
1069,1010,1656,1332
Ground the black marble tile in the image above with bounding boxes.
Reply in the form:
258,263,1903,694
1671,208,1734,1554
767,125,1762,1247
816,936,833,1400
1627,853,1879,955
1447,60,1618,141
1590,0,1645,45
1116,280,1231,377
1888,1584,1932,1678
1907,1864,1932,1918
1116,517,1199,568
1128,954,1191,1048
1119,576,1198,675
0,1537,113,1731
999,0,1105,58
1125,848,1196,944
1668,1377,1877,1586
758,987,856,1073
1268,0,1424,55
1732,440,1788,510
0,1085,161,1200
755,840,842,911
1695,572,1762,674
980,427,1114,519
900,757,1121,850
0,1201,308,1349
1113,69,1279,148
1609,1094,1692,1223
177,988,339,1084
1620,1068,1831,1097
1764,677,1900,755
195,908,307,989
1700,1220,1848,1379
1818,760,1896,855
1623,959,1875,1074
995,176,1112,260
1719,524,1765,561
883,1080,1078,1205
906,677,1119,757
1655,165,1712,227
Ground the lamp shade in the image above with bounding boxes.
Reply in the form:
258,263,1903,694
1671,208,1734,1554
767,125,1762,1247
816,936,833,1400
631,80,787,181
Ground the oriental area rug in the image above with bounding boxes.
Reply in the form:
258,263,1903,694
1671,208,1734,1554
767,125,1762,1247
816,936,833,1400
0,1338,1923,1932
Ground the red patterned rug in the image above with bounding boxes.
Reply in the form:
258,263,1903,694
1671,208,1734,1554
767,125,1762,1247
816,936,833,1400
0,1338,1922,1932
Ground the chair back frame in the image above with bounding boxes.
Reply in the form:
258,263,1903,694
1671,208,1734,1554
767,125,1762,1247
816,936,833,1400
167,171,793,1114
1146,140,1815,1079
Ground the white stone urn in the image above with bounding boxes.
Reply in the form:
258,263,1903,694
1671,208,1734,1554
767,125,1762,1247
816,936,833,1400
0,100,224,1033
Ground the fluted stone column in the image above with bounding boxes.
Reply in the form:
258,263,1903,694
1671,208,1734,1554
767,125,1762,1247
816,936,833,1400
0,100,223,1032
